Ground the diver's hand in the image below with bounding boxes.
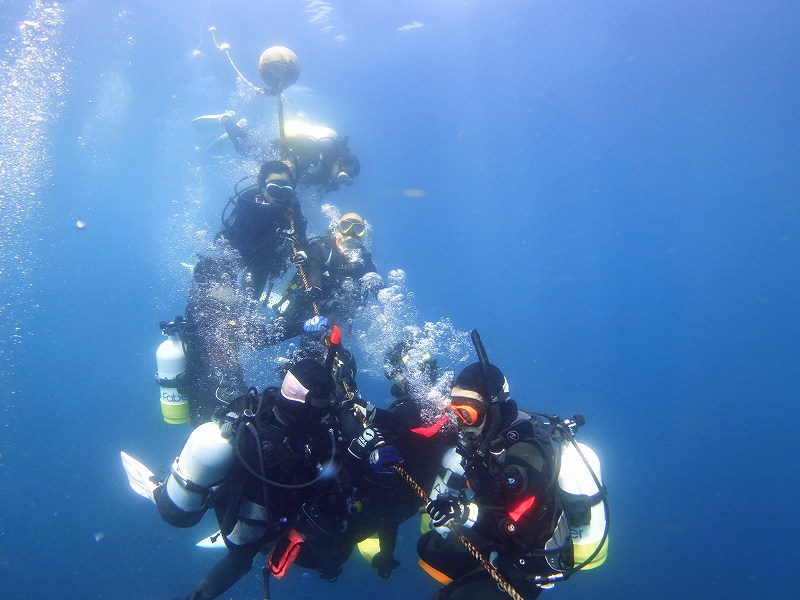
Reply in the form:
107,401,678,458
368,445,402,473
426,493,478,529
347,427,384,462
303,315,328,333
291,250,307,266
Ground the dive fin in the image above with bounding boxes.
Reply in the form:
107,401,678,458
204,132,230,153
196,530,227,549
191,112,230,127
357,536,381,563
120,451,159,504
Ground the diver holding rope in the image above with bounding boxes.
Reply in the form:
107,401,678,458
416,330,610,599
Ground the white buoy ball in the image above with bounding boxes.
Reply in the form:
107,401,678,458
76,220,87,230
258,46,300,90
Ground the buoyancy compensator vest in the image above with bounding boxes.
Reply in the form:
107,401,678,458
486,412,609,584
426,412,609,586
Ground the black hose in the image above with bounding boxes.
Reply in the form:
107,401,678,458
551,422,610,577
234,425,337,490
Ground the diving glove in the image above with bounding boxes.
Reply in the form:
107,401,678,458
303,315,328,333
368,445,402,473
291,250,307,266
347,428,402,473
347,427,384,461
426,492,478,529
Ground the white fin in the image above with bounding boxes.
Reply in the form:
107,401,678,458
120,451,159,504
204,132,230,153
196,530,226,549
191,112,229,126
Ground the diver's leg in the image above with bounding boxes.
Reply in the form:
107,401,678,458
183,545,259,600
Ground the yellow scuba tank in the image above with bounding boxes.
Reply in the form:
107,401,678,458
156,319,189,424
558,442,608,568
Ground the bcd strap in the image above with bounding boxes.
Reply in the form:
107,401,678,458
560,488,606,527
170,460,217,511
156,372,185,388
490,418,536,450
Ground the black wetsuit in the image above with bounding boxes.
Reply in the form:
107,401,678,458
182,388,340,600
291,389,457,581
263,235,380,346
217,187,306,302
180,188,308,425
417,401,572,600
352,395,458,577
221,116,357,191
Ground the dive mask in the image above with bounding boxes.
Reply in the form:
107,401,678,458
338,218,366,238
264,181,294,201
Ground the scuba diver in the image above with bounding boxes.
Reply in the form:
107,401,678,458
279,334,456,582
264,212,382,345
417,332,609,599
175,159,311,425
215,158,307,301
151,359,342,600
281,119,361,190
340,338,458,580
221,327,404,585
196,111,361,192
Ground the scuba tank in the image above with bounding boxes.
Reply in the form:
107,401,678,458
156,318,189,424
422,446,470,535
156,422,235,528
428,446,465,501
558,440,608,569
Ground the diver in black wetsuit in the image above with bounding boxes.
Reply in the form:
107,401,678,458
155,359,341,600
215,159,307,301
284,337,456,581
261,211,383,347
348,339,457,579
180,160,309,425
220,113,361,191
418,356,588,600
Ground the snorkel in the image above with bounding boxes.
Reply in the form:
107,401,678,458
469,329,504,460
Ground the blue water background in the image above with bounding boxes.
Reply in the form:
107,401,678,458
1,1,799,598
